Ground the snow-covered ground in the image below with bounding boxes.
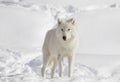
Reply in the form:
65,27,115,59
1,48,120,82
0,0,120,82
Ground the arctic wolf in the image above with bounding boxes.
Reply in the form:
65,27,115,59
41,18,79,78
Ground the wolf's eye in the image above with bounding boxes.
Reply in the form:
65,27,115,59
61,29,63,31
68,29,70,31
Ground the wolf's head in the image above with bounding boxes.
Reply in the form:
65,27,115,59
56,18,76,41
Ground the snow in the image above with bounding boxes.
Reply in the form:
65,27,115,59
0,0,120,82
1,48,120,82
0,6,55,52
77,8,120,55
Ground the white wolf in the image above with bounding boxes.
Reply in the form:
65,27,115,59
41,18,79,78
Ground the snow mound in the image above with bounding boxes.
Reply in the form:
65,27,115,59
111,65,120,77
109,3,120,8
73,64,97,77
0,48,21,76
0,48,41,82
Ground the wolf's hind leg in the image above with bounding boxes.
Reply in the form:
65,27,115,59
51,58,57,78
41,55,49,77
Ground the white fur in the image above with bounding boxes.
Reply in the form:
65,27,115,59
41,18,79,78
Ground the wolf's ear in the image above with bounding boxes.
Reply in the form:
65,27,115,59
68,18,76,25
58,18,62,25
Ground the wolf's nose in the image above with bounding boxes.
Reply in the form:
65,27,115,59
63,36,66,41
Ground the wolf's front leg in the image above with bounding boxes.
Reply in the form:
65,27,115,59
68,56,72,77
59,56,63,77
